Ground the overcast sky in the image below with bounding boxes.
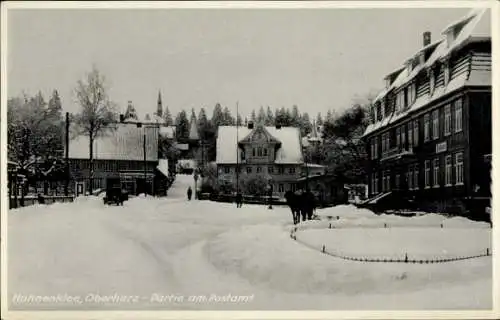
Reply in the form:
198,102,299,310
7,7,471,119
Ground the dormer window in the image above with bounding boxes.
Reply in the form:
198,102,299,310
429,68,435,94
444,60,450,86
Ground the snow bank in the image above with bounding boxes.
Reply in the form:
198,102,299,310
204,225,491,297
318,205,376,219
314,205,489,228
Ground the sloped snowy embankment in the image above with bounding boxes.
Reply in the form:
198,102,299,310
198,223,491,309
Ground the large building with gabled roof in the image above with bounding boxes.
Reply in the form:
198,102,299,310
216,121,304,197
362,8,491,215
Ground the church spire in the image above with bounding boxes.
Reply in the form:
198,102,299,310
310,120,318,138
157,90,163,117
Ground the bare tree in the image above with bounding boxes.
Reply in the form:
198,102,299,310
73,66,117,193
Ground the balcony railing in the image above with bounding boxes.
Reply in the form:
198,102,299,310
380,146,415,162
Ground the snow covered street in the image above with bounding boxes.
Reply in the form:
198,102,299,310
8,174,492,310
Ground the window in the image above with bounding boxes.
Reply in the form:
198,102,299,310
241,150,246,160
408,122,413,148
433,158,440,187
430,69,435,94
257,166,262,173
454,99,463,133
414,165,419,190
224,167,230,174
444,105,451,136
445,155,452,186
374,173,378,194
247,167,252,174
289,167,296,174
371,174,375,194
385,133,390,152
396,174,400,189
402,126,406,149
385,170,391,191
408,166,413,190
432,110,439,140
407,83,416,106
381,172,385,192
444,63,450,85
413,119,419,146
455,152,464,185
278,184,284,192
257,147,262,156
374,137,378,159
278,166,284,174
425,160,431,188
268,166,274,174
424,114,430,142
371,141,375,159
252,148,256,157
396,127,401,148
263,148,268,156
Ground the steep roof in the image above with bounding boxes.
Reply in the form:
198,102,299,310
216,126,303,164
159,126,176,139
364,8,491,138
68,123,158,161
188,119,200,140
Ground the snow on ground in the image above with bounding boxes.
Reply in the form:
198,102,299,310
298,228,491,260
7,175,492,311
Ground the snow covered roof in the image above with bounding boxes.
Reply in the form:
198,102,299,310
364,65,490,137
365,8,490,137
177,159,197,169
157,159,169,177
159,126,176,139
216,126,303,164
373,8,489,106
301,136,310,148
304,163,326,168
68,124,159,161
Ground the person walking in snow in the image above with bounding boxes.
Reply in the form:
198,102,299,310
235,192,243,208
187,186,193,201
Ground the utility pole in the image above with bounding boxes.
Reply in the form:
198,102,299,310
236,101,239,197
143,129,147,195
65,112,70,196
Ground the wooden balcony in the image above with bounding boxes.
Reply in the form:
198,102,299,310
380,146,415,162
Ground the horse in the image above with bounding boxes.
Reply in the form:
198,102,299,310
284,191,300,224
301,190,317,221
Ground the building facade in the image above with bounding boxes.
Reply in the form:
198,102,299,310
216,122,304,198
362,9,491,214
67,123,167,195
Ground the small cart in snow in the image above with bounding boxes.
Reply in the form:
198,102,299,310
103,187,128,206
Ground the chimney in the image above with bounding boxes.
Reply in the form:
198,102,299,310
423,31,431,47
247,121,254,129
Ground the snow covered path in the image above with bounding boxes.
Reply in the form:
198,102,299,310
7,174,492,310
